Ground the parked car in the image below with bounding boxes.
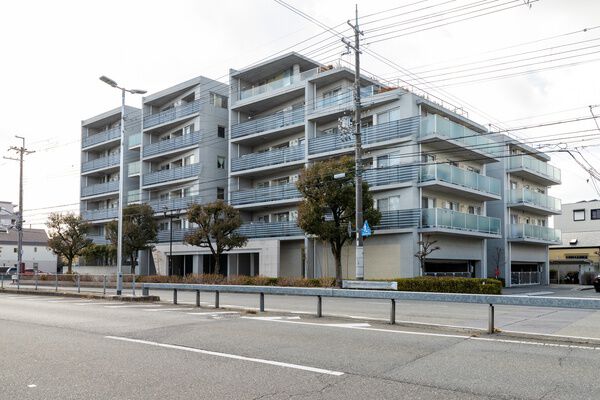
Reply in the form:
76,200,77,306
593,274,600,293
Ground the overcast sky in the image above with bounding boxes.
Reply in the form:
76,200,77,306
1,0,599,228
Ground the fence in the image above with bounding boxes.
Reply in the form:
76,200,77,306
1,273,139,296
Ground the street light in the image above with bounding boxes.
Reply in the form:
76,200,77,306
99,75,146,295
162,205,174,276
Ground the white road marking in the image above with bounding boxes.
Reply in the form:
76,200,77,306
186,311,240,316
104,335,344,376
27,384,37,388
104,304,160,309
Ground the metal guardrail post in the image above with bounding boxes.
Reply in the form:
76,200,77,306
260,292,265,312
35,272,38,291
196,290,200,307
173,289,178,305
488,304,495,334
142,286,149,296
55,273,58,292
132,275,136,296
390,299,396,325
103,275,107,296
1,273,4,289
77,275,81,293
317,295,322,318
215,291,220,309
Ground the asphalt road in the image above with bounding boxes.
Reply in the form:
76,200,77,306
1,293,600,399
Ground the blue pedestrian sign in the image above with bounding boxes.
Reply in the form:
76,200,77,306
361,221,372,237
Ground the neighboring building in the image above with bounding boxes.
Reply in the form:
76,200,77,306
0,228,57,273
487,137,562,286
0,201,16,230
549,200,600,283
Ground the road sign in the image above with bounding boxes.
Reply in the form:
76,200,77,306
361,221,371,237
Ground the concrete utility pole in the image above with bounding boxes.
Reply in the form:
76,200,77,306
4,136,35,283
342,6,365,280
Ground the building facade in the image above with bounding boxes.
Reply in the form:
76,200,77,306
0,228,56,273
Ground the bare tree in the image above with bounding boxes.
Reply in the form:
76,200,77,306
492,247,504,279
414,236,440,275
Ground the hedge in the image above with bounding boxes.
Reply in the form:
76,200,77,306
137,274,337,288
392,277,502,294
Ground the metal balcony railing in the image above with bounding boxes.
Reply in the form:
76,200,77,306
363,164,419,188
231,107,304,139
87,235,110,245
421,208,501,235
81,154,120,173
509,224,561,243
508,188,561,212
230,183,301,206
237,221,303,238
308,117,419,155
82,126,121,148
146,195,203,213
238,68,319,101
420,114,501,158
143,131,201,158
419,163,501,197
81,180,119,197
511,271,540,285
142,163,201,186
143,99,202,129
508,155,561,183
81,208,118,221
376,209,421,230
231,145,304,172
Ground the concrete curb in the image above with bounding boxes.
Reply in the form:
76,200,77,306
0,288,160,302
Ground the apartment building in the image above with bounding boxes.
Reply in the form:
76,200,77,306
226,52,510,279
487,137,562,286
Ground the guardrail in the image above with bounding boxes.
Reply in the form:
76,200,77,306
1,273,139,296
140,283,600,334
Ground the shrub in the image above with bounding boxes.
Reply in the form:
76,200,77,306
392,277,502,294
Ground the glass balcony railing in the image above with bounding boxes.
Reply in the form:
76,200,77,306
508,188,561,212
313,85,383,111
81,180,119,198
231,145,304,172
128,161,141,177
376,210,421,230
510,224,561,243
128,189,141,204
82,126,121,148
143,99,202,129
508,155,561,183
230,183,301,206
129,133,141,147
420,114,501,157
419,163,501,197
231,107,304,139
421,208,501,235
81,154,120,173
142,163,201,187
239,68,319,101
143,131,201,158
308,117,419,155
363,164,419,188
81,208,118,221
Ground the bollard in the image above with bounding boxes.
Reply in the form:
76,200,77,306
488,304,495,334
55,273,58,292
173,289,178,305
317,295,322,318
35,272,38,291
390,299,396,325
215,291,220,309
132,275,136,297
196,290,201,307
103,275,107,296
77,275,80,293
260,292,265,312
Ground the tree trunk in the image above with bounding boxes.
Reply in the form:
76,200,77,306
130,255,136,276
67,259,73,275
332,245,342,287
214,252,220,275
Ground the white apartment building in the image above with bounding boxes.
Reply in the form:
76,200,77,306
0,228,56,273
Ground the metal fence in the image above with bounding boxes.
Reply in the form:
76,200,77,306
1,273,139,296
511,271,541,286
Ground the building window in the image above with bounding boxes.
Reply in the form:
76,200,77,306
274,212,289,222
217,156,226,169
378,196,400,212
14,248,17,253
183,124,194,134
217,187,225,200
210,93,228,109
573,209,585,221
591,209,600,220
217,125,226,138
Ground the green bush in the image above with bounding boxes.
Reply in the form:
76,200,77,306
137,274,336,288
392,277,502,294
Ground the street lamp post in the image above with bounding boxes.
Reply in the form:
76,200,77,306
99,75,146,295
162,206,174,276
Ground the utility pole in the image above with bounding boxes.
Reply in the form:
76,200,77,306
342,6,365,280
4,136,35,284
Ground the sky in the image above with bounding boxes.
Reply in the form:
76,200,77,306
0,0,599,228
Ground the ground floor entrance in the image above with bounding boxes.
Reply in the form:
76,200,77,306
424,260,476,278
510,263,541,286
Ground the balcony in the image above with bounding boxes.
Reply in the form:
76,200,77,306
230,183,301,207
507,155,561,186
146,194,203,213
419,163,501,201
82,126,120,149
87,235,110,245
231,107,304,140
419,114,501,162
143,99,202,130
142,163,201,187
421,208,501,238
509,224,561,244
308,117,418,156
231,145,304,173
363,164,419,189
238,221,303,238
376,210,421,230
81,208,118,221
143,131,201,158
81,180,119,198
81,154,120,174
238,68,318,102
508,188,561,215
